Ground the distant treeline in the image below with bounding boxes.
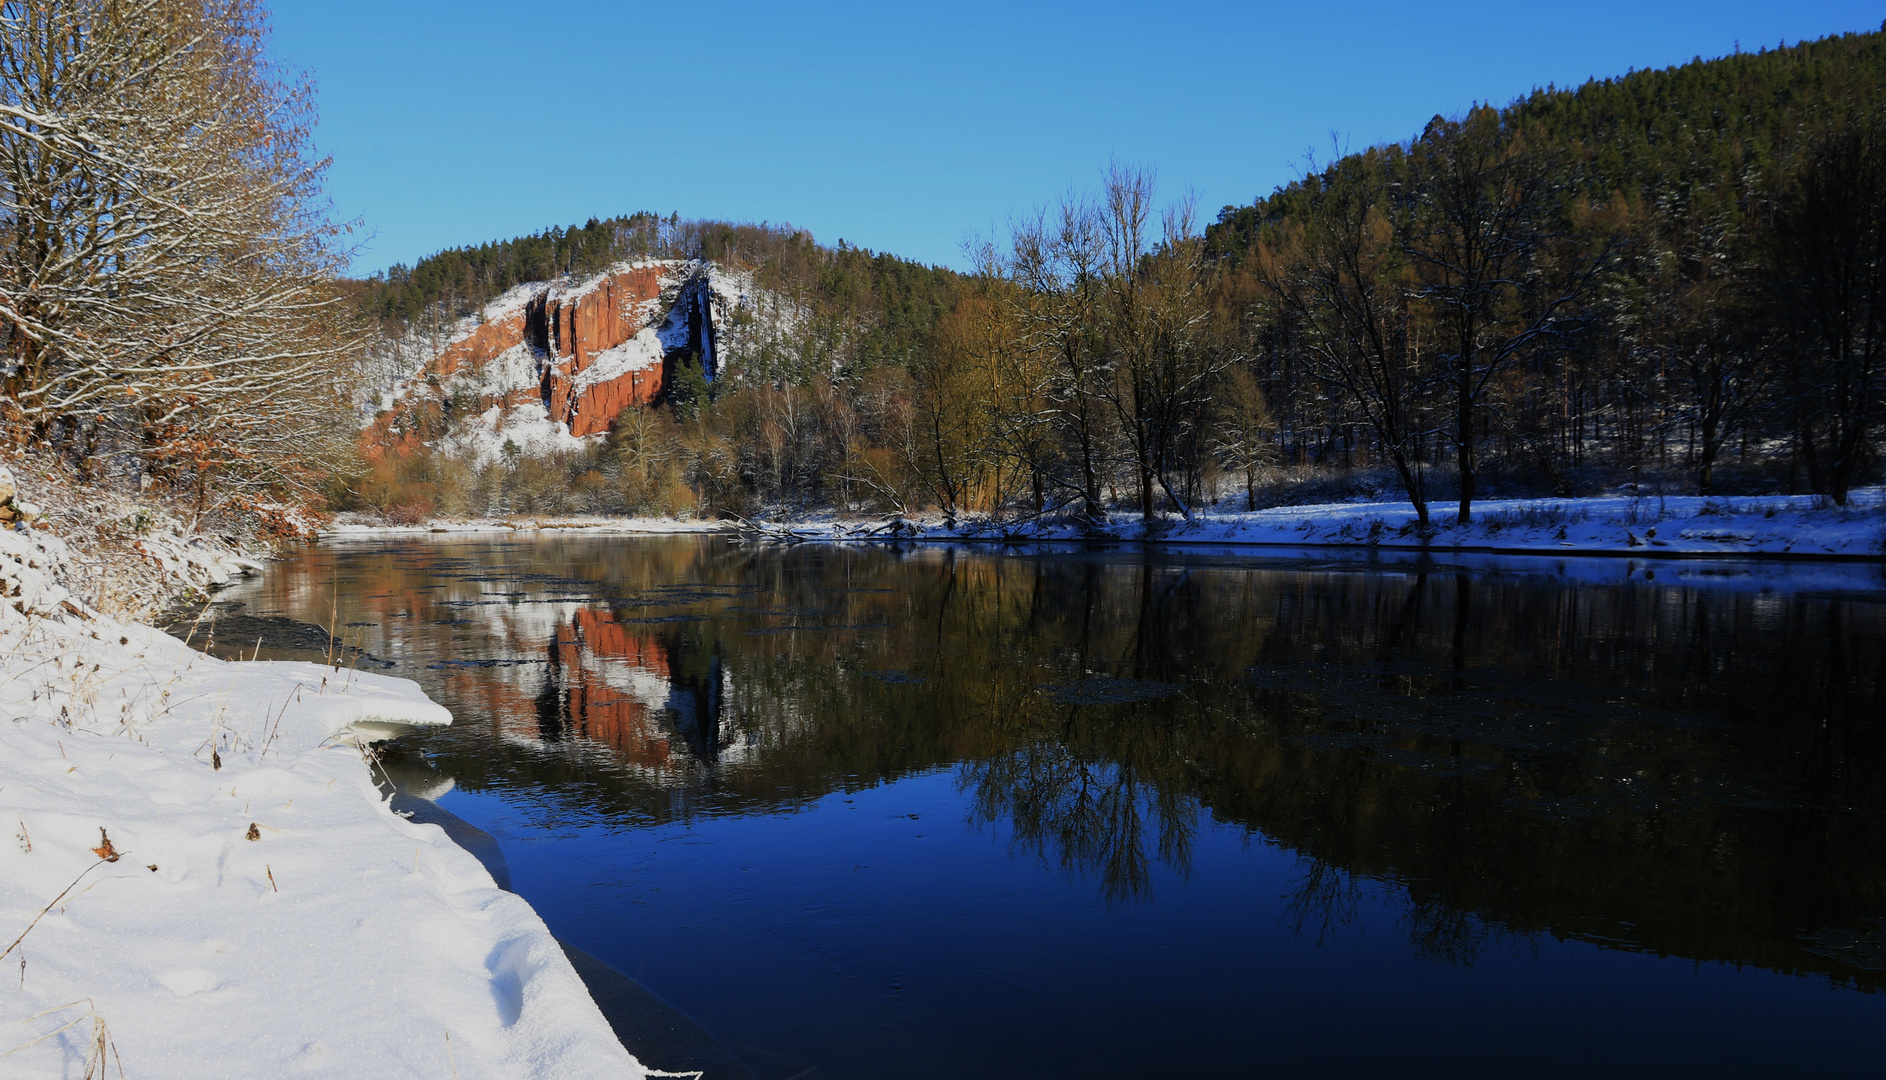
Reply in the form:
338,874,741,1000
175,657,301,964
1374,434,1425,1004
350,27,1886,523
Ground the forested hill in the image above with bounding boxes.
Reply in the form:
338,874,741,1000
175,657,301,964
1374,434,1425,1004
1208,26,1886,256
1505,29,1886,189
349,213,961,373
1201,24,1886,511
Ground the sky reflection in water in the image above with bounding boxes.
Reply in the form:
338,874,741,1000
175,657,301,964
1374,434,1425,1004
206,537,1886,1079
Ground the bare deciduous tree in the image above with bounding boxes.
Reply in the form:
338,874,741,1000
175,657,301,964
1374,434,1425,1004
1404,109,1597,522
0,0,357,510
1096,165,1235,521
1254,147,1438,523
1009,200,1114,524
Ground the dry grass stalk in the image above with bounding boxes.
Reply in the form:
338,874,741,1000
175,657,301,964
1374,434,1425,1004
257,682,304,762
0,1000,123,1078
1,855,119,964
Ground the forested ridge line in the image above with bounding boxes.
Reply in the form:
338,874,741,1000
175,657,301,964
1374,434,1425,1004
350,26,1886,526
347,213,963,377
1209,29,1886,258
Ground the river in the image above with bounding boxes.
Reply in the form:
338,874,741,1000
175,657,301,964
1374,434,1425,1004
197,535,1886,1078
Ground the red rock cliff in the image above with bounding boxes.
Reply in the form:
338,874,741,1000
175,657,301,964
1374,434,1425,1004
530,267,669,436
366,263,709,461
436,312,527,378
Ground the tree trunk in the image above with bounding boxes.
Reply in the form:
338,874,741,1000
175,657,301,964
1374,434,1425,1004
1456,362,1476,523
1078,413,1104,524
1155,464,1191,520
1697,440,1719,496
1696,379,1719,495
1388,447,1430,526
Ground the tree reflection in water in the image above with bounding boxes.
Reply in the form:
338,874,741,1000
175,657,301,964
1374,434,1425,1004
961,747,1198,904
219,537,1886,987
1283,856,1362,947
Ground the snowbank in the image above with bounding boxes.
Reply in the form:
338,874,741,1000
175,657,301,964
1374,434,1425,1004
324,492,1884,566
322,515,731,539
0,525,644,1078
749,491,1886,561
13,457,293,623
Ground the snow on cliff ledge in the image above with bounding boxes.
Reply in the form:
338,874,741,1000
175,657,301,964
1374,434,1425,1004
0,525,644,1078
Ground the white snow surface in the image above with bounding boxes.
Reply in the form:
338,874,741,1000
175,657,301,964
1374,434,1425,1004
759,490,1886,561
325,491,1886,564
442,394,590,469
571,327,665,394
322,515,729,538
0,526,643,1078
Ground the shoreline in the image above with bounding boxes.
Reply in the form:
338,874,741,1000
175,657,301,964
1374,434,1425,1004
0,525,646,1078
58,494,1855,1076
806,534,1886,563
326,522,1886,566
387,778,756,1078
321,490,1886,564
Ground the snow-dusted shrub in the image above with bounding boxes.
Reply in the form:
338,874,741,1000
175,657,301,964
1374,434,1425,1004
7,457,268,621
1253,466,1405,508
382,498,434,527
1621,495,1673,527
1472,504,1588,533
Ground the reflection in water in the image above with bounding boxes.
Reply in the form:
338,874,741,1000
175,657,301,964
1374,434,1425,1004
198,537,1886,1075
1284,856,1364,948
538,611,729,767
962,748,1199,904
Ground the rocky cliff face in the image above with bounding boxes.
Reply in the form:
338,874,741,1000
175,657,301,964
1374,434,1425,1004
528,265,667,436
365,260,732,464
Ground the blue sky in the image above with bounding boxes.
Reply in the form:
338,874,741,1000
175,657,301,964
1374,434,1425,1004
269,1,1886,276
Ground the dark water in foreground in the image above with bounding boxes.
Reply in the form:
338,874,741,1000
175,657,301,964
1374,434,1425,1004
205,537,1886,1078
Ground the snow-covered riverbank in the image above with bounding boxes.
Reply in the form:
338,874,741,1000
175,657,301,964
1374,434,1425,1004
896,491,1886,558
333,491,1886,561
0,527,644,1077
323,513,728,539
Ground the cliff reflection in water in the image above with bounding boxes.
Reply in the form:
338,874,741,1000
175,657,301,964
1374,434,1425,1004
240,538,1886,988
536,609,731,768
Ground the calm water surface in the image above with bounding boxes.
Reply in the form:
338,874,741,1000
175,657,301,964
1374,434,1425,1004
207,537,1886,1078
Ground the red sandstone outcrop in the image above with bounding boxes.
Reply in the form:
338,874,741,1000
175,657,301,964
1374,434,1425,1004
529,265,664,363
531,266,671,435
567,366,665,437
365,262,716,461
435,312,527,378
